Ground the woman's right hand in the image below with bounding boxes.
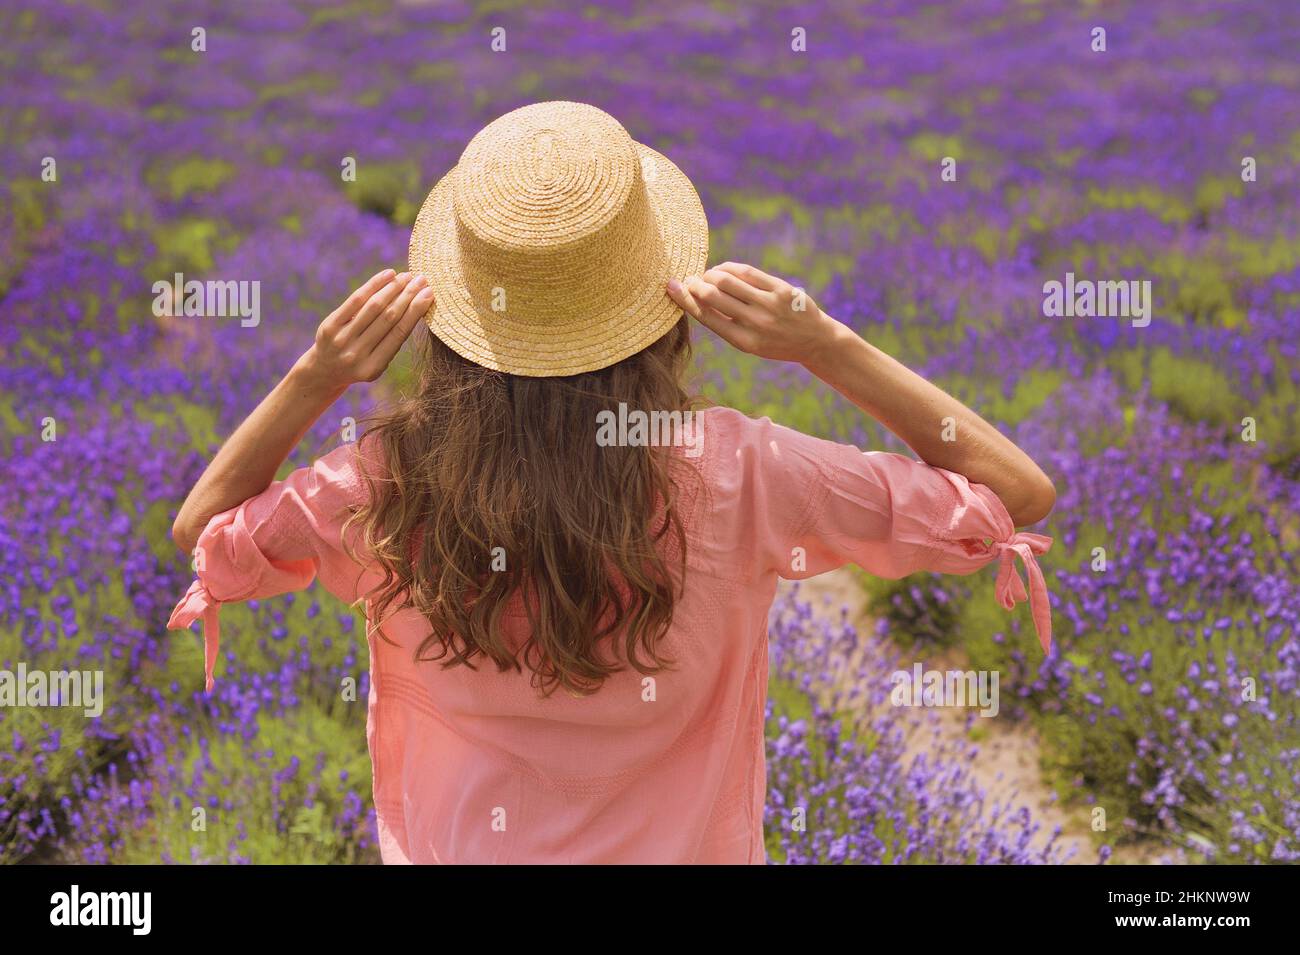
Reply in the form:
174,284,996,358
298,269,436,388
666,262,845,364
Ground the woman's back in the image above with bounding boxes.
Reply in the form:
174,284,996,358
172,404,1048,863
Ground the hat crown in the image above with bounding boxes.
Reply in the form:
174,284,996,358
452,102,641,256
408,99,708,376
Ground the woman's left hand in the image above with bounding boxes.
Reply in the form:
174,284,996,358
667,263,841,364
298,269,436,387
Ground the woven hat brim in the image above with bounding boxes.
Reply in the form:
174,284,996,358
408,143,708,377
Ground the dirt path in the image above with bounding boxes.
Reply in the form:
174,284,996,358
779,567,1105,864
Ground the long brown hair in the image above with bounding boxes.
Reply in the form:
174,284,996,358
343,317,702,697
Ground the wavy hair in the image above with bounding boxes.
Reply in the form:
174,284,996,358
343,317,702,697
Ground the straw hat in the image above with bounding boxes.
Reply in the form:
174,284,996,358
408,101,708,377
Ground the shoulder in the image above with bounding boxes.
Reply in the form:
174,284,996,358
687,405,844,514
697,404,840,476
696,404,782,454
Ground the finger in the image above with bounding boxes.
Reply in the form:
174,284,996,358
666,278,705,319
693,303,760,354
668,279,746,345
703,268,766,305
686,276,763,325
691,302,744,344
356,274,425,353
369,286,435,371
322,269,396,333
340,273,411,344
713,261,779,292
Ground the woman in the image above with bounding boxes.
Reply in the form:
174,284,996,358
169,102,1055,864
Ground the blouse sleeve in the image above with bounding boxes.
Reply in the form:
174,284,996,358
751,415,1053,653
166,439,375,691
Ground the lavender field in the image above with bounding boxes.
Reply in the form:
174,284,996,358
2,0,1298,864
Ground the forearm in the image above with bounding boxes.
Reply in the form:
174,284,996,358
171,355,345,553
802,320,1056,526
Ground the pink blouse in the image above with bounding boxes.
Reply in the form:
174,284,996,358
168,405,1051,863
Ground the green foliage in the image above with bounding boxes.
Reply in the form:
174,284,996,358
690,334,883,444
1107,344,1300,474
0,572,140,864
341,160,424,226
1166,259,1245,327
256,73,340,105
1108,348,1238,431
1248,347,1300,474
147,217,229,277
939,368,1066,428
0,396,29,446
4,178,50,238
906,132,964,163
152,157,236,202
88,694,376,864
1192,175,1245,223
